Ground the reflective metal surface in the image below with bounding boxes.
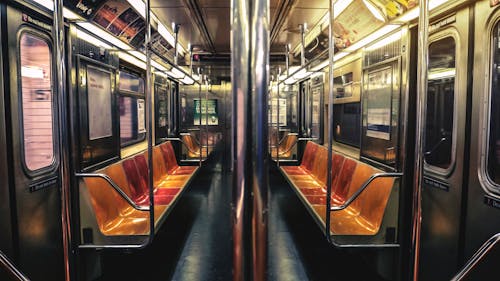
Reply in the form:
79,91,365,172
53,0,72,279
231,0,269,279
325,0,334,243
0,250,29,281
412,0,429,279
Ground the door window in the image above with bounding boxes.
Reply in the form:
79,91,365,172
425,36,456,170
19,32,55,172
487,22,500,185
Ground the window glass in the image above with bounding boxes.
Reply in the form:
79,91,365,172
424,37,456,169
487,23,500,184
119,71,145,146
20,33,55,171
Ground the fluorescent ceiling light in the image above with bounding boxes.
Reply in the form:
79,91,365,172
428,68,455,80
362,0,386,22
284,77,296,85
365,30,402,51
32,0,81,20
396,0,451,22
311,60,329,72
77,22,131,50
344,24,399,52
181,76,195,85
127,0,185,55
119,53,146,70
76,29,112,49
167,67,185,79
293,68,311,80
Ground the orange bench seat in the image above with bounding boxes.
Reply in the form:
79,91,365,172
81,141,198,236
280,141,395,236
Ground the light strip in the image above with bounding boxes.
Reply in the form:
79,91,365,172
396,0,451,22
362,0,386,22
428,68,456,80
344,24,400,52
365,30,402,51
32,0,81,20
181,76,195,85
127,0,185,55
75,29,112,49
167,67,186,79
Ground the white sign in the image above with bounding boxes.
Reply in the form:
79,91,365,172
137,99,146,133
87,67,112,140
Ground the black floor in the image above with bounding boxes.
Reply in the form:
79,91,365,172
95,143,391,281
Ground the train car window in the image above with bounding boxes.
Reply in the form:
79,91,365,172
487,22,500,185
118,71,146,146
19,33,55,171
424,37,456,170
155,80,169,143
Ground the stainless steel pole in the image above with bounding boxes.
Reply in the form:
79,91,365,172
276,70,280,166
53,0,71,279
174,24,180,65
145,0,155,242
300,24,306,66
250,0,269,278
325,0,335,243
231,0,269,279
231,0,250,278
285,44,290,76
412,0,429,279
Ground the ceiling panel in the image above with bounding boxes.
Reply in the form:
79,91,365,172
203,7,231,53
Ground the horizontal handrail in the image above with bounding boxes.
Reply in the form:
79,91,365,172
277,132,298,145
76,173,150,211
0,250,29,281
451,233,500,281
330,172,403,211
298,137,319,141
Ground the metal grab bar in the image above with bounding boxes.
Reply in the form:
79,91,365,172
451,233,500,281
0,250,29,281
330,172,403,211
271,135,314,156
76,173,150,211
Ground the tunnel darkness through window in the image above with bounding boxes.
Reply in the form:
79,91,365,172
424,36,456,170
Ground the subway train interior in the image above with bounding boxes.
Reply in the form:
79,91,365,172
1,0,500,280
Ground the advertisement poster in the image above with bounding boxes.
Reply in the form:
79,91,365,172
366,68,392,140
87,67,112,140
194,99,219,126
333,0,384,49
137,99,146,133
269,98,287,126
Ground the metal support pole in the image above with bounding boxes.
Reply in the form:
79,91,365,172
231,0,269,279
205,78,209,158
145,0,155,243
198,70,203,166
325,0,335,243
412,0,429,279
300,23,306,66
285,44,290,76
53,0,72,280
173,24,180,65
276,69,280,166
189,45,193,76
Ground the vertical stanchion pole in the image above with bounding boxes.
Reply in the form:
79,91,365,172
199,73,202,166
145,0,155,242
231,0,250,278
285,45,290,76
325,0,335,243
300,24,306,66
277,73,280,166
231,0,269,279
53,0,71,279
412,0,429,279
205,79,209,158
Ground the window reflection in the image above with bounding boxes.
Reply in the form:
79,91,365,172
20,33,54,171
488,23,500,184
425,36,456,169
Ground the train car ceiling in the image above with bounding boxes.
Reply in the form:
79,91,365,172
28,0,451,84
